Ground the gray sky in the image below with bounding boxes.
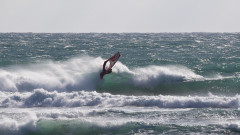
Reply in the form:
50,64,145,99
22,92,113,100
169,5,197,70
1,0,240,33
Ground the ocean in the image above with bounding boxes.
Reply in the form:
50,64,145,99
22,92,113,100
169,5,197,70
0,33,240,134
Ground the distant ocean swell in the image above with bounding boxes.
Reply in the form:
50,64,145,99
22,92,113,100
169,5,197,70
0,56,238,95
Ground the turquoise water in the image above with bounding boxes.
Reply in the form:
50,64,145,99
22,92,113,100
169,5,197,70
0,33,240,134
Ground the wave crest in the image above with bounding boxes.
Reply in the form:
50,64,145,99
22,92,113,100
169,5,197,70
131,65,203,89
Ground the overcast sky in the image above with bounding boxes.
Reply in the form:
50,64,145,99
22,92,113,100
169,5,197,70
1,0,240,33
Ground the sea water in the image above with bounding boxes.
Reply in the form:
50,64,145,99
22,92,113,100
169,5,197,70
0,33,240,134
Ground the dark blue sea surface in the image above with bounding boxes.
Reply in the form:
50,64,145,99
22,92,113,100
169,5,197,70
0,33,240,134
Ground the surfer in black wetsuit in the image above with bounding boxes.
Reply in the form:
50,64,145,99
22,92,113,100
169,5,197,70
100,60,112,79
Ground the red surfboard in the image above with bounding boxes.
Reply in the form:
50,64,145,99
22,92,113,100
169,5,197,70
105,52,121,72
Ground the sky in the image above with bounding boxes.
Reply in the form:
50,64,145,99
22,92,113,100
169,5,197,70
1,0,240,33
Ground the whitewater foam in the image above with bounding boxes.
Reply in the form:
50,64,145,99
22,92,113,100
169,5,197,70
131,65,204,89
0,56,105,92
0,111,37,135
1,106,240,135
0,55,237,95
0,89,239,108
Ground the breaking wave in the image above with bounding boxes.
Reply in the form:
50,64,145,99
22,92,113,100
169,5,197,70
0,56,237,95
0,56,104,92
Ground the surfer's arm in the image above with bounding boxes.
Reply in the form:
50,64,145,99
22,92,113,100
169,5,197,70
103,61,108,71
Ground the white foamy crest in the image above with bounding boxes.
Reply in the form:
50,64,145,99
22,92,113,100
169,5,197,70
1,89,239,108
0,111,37,135
131,65,204,88
0,56,105,92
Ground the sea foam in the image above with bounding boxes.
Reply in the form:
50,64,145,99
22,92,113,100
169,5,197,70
0,56,104,92
0,89,239,108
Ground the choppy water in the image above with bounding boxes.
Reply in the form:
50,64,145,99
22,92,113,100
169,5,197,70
0,33,240,134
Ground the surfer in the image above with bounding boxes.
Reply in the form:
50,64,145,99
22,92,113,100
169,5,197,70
100,52,120,79
100,60,112,79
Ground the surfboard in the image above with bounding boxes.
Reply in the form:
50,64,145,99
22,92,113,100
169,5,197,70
105,52,121,72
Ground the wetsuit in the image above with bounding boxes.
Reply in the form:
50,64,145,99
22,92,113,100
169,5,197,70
100,61,112,79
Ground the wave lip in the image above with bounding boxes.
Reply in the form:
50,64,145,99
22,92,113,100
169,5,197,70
1,89,239,108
